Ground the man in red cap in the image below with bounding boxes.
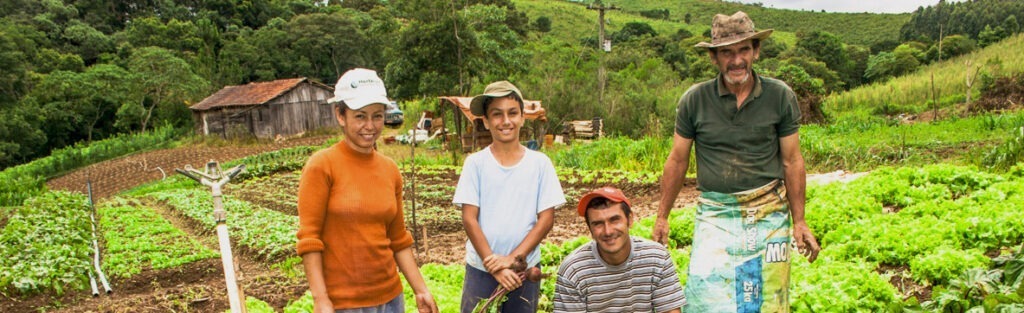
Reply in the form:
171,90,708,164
554,186,685,313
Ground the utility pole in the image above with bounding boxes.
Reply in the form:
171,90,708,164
589,1,617,51
588,1,617,112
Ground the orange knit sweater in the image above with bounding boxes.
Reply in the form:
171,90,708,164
296,141,414,309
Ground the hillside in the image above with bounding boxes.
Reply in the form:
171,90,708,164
827,32,1024,117
515,0,717,45
555,0,910,46
520,0,806,47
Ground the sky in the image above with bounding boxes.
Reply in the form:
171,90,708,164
731,0,967,14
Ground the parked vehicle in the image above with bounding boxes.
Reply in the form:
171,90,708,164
385,101,404,127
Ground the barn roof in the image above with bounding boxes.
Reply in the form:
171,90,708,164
438,96,547,122
190,77,330,111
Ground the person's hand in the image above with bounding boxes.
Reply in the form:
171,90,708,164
483,254,516,274
652,217,670,246
793,221,820,263
415,291,439,313
312,297,334,313
492,268,522,291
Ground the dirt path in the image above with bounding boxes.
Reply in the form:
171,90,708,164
46,135,333,200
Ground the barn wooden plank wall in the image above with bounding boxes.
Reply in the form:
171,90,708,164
193,81,336,139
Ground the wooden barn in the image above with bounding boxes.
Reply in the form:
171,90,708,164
189,78,335,139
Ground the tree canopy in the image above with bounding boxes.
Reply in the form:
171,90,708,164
0,0,1021,169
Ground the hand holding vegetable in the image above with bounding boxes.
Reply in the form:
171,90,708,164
483,254,517,274
474,257,546,313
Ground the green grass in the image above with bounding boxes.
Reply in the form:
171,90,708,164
801,111,1024,172
401,263,464,313
826,33,1024,118
547,136,678,173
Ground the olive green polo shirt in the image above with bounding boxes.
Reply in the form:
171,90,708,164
675,72,801,193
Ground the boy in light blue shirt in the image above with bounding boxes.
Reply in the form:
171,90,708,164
453,81,565,313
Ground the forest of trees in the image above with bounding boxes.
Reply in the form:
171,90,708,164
0,0,532,168
901,0,1023,45
1,0,1022,169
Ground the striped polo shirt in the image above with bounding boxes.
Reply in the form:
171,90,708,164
554,237,686,313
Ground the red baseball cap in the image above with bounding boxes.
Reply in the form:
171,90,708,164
576,186,632,217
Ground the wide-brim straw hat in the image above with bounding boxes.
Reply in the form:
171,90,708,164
470,81,523,117
695,11,773,48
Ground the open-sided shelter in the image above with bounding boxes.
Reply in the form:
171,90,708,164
437,96,548,152
190,78,335,139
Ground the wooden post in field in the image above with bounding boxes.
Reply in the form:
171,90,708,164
411,131,417,250
422,225,430,261
932,73,939,120
964,60,983,110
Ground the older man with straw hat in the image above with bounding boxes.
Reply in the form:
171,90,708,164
653,11,821,312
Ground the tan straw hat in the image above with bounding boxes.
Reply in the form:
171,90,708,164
695,11,773,48
470,81,524,116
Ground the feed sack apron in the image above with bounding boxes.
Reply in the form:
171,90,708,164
684,179,792,313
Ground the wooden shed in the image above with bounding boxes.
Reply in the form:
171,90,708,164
437,96,548,152
189,78,335,139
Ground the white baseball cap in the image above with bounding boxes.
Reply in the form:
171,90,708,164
328,68,391,110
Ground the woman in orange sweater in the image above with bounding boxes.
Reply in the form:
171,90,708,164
296,68,438,313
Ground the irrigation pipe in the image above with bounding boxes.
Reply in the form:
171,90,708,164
87,181,112,295
87,270,98,297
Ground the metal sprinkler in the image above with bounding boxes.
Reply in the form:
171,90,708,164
176,160,247,313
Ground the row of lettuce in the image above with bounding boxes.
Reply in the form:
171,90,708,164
227,163,1024,312
0,191,217,295
381,164,1024,312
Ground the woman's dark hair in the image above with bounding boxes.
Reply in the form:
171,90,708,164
584,197,632,223
334,102,347,116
